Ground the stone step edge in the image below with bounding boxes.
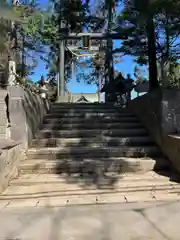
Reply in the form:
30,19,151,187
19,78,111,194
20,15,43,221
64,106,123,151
43,117,139,121
41,126,143,130
22,156,164,162
2,185,180,200
31,136,153,143
50,105,124,108
3,195,180,209
10,178,175,186
19,157,169,174
7,182,179,193
31,141,154,147
20,157,168,163
38,128,147,133
49,107,132,110
27,146,159,153
45,113,136,116
48,108,132,111
11,172,176,186
46,112,136,115
42,122,142,126
49,111,135,114
31,143,154,148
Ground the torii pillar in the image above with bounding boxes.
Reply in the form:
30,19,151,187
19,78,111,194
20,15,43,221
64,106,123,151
57,21,68,102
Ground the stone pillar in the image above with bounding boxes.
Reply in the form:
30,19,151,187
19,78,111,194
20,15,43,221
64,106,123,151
7,86,49,149
57,20,68,103
7,86,27,147
8,59,17,86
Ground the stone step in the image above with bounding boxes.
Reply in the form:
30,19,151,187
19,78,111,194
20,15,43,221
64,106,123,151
51,103,121,109
2,190,180,208
2,171,180,206
9,173,179,191
43,116,139,124
19,157,170,175
31,136,154,148
41,122,143,130
45,112,135,118
11,171,178,186
36,128,148,138
27,146,160,159
49,108,132,114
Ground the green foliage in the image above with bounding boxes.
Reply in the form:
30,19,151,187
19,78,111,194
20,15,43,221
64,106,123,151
113,0,180,89
41,0,122,85
40,0,92,81
76,58,102,86
0,0,47,77
158,61,180,88
0,0,24,21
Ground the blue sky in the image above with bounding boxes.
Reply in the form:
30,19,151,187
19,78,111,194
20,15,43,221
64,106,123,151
30,0,147,98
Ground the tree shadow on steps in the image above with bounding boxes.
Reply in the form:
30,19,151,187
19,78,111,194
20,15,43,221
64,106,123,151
40,107,180,190
42,112,147,190
54,156,133,190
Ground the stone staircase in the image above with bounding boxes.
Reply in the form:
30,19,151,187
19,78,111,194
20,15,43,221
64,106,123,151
1,103,180,208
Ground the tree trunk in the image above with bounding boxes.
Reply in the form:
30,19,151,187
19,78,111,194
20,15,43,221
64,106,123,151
160,57,166,87
98,71,102,103
165,18,170,88
146,17,159,90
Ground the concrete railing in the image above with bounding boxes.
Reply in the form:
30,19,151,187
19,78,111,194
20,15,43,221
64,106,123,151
129,89,180,173
0,86,49,193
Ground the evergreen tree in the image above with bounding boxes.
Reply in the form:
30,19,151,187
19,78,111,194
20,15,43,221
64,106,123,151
114,0,180,90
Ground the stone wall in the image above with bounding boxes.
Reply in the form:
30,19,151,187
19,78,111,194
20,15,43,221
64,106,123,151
0,86,49,193
129,89,180,173
8,86,49,149
0,142,25,193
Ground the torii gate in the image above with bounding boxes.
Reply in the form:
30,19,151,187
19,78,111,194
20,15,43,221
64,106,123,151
57,32,127,102
57,0,123,102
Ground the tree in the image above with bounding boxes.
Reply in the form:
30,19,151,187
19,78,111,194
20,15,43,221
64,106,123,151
13,1,47,78
155,0,180,87
41,0,93,83
42,0,123,88
0,0,46,80
114,0,180,90
0,0,24,81
115,0,159,90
